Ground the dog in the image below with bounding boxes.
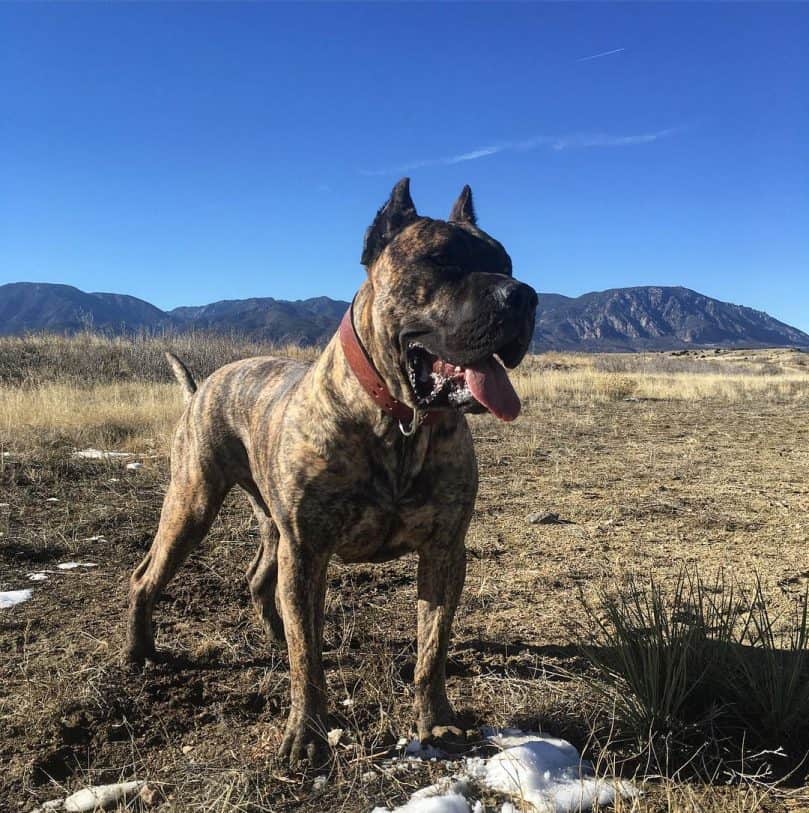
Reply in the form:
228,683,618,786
126,179,538,767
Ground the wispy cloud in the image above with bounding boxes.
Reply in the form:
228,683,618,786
360,145,504,175
361,127,678,176
576,47,625,63
544,128,679,151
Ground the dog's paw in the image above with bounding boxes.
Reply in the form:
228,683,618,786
123,643,154,668
278,717,329,770
424,724,468,753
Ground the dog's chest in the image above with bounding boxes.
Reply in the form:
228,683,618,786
332,432,475,563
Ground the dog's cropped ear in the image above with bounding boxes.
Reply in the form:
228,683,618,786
449,185,477,225
361,178,419,267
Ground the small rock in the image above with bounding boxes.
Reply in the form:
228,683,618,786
527,511,561,525
181,744,193,754
138,784,162,807
327,727,344,748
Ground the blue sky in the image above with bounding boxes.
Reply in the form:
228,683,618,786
2,3,808,330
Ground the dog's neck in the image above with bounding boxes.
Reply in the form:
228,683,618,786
306,283,453,437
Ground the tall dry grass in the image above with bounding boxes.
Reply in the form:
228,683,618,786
0,332,318,453
0,330,318,387
1,334,807,454
512,349,809,405
0,382,184,454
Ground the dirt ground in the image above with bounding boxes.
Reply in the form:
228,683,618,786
2,362,809,811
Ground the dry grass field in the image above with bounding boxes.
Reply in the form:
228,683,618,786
1,333,808,812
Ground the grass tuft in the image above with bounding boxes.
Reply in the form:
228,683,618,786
579,570,809,776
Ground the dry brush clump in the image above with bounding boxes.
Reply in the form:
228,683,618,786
578,569,809,782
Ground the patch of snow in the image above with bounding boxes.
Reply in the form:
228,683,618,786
472,732,636,812
405,737,449,760
0,589,33,608
28,572,51,581
340,697,355,707
371,792,474,813
57,562,98,570
374,730,636,813
108,478,120,482
126,462,143,471
85,535,106,542
73,448,132,460
59,781,145,812
373,774,479,813
0,502,9,508
45,498,60,503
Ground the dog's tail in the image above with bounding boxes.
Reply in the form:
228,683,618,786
165,352,197,403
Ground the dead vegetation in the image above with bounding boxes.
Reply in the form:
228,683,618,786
1,334,808,811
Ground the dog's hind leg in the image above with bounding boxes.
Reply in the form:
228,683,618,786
245,493,285,644
126,456,228,663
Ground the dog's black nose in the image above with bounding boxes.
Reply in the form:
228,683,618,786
500,280,538,314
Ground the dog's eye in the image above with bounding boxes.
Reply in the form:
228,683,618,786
425,255,468,277
426,253,455,267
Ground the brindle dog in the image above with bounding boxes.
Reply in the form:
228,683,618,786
126,179,537,767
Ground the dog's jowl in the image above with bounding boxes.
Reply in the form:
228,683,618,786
126,179,538,767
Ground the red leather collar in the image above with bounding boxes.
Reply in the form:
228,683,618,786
338,302,440,427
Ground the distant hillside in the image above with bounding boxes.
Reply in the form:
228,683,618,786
0,283,172,335
534,286,809,350
2,281,807,351
169,296,349,344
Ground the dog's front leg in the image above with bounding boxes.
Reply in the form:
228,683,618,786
414,535,467,742
275,534,330,768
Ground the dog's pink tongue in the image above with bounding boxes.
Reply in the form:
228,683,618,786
465,358,521,421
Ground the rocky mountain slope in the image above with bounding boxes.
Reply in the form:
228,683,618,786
534,286,809,350
2,282,807,350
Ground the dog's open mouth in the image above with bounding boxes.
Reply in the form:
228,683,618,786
405,341,522,421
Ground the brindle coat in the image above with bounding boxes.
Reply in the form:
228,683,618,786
126,179,537,767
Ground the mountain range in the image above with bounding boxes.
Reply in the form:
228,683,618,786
1,281,807,351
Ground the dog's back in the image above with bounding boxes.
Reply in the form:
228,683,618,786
169,355,309,482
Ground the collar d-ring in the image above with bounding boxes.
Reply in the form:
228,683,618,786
398,406,422,437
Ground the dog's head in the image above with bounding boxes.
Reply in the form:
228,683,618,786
360,178,537,422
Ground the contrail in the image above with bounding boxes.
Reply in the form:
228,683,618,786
576,47,625,63
361,127,677,176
